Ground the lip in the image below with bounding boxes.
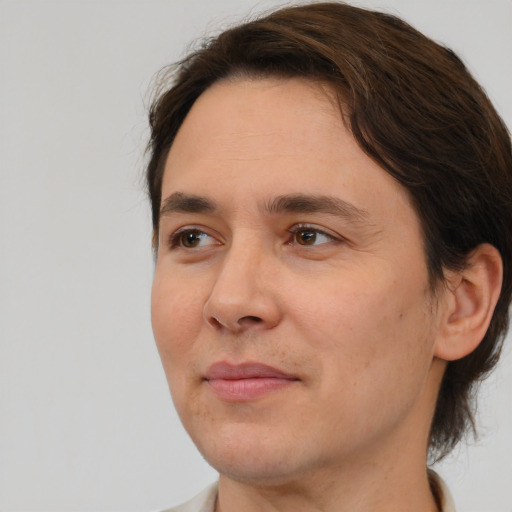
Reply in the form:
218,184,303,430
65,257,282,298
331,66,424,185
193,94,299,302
204,362,299,402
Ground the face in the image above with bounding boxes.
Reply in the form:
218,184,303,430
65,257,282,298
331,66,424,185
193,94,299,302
152,78,444,486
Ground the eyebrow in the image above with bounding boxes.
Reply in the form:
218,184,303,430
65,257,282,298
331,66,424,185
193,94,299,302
265,194,370,223
160,191,370,226
159,192,217,218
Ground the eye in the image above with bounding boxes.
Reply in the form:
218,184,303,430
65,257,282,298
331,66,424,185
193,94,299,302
169,229,218,249
290,225,336,246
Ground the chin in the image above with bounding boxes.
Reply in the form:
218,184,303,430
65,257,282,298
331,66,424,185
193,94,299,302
206,452,309,487
190,422,315,485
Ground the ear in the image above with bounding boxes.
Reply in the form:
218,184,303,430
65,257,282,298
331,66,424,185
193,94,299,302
434,243,503,361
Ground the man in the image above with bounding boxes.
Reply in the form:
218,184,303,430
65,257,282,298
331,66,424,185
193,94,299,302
146,2,512,511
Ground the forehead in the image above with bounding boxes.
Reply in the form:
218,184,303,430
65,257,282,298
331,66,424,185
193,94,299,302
166,77,344,172
161,77,417,233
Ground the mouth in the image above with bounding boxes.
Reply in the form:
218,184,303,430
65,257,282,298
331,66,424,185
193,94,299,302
204,361,299,402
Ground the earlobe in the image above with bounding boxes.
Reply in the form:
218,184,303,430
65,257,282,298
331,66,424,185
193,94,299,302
434,244,503,361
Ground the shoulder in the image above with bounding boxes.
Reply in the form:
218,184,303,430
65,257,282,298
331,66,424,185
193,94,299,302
160,482,218,512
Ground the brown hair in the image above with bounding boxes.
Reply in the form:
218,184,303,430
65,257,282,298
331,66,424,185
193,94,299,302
145,1,512,460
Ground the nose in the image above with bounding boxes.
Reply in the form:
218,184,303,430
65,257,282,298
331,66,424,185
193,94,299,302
203,239,282,334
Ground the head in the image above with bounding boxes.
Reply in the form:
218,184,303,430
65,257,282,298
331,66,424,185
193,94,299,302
147,1,512,463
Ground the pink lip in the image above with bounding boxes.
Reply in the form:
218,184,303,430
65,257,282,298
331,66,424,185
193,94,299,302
204,362,298,402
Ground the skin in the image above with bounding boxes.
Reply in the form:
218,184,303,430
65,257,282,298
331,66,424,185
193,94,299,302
151,78,451,512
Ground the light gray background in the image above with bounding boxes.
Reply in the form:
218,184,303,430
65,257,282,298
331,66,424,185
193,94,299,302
1,1,511,510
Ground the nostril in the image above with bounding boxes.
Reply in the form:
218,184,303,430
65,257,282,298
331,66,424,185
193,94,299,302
240,315,263,323
209,316,223,329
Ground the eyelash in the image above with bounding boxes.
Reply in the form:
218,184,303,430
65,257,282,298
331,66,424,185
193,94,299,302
168,228,217,249
287,224,339,246
167,224,341,250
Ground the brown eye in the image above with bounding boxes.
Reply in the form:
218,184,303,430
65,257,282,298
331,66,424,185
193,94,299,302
290,226,335,247
170,229,216,249
295,230,318,245
181,231,202,248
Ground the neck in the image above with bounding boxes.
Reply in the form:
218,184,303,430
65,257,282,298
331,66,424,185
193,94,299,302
216,449,440,512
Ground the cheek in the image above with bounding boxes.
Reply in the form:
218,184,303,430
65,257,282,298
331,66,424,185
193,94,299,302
293,276,436,440
150,273,205,366
296,269,434,382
